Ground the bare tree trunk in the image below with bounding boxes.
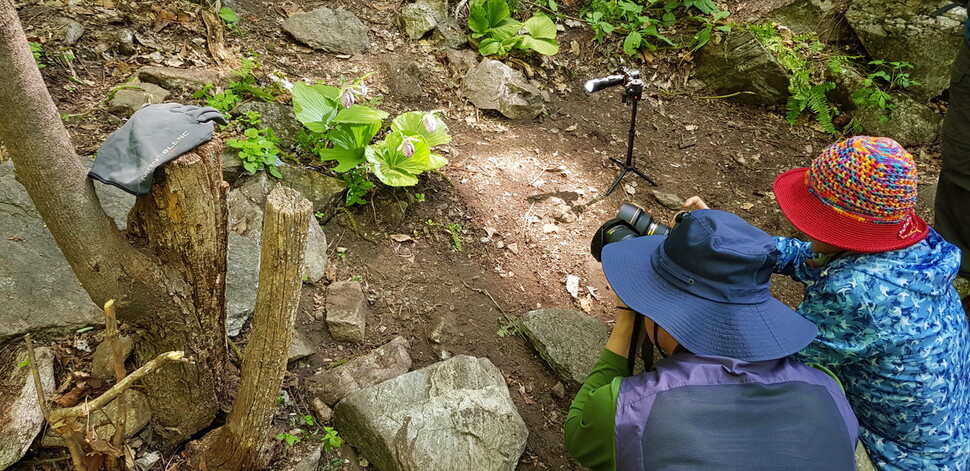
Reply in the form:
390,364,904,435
206,187,311,470
0,0,178,322
126,139,231,449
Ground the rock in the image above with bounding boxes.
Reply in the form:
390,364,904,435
325,281,368,343
462,60,545,120
289,330,315,363
694,30,791,106
59,18,85,45
766,0,854,43
116,29,135,55
845,0,963,101
433,18,468,49
233,101,304,149
551,381,565,399
652,191,684,210
312,397,334,423
0,161,103,342
291,446,322,471
222,148,245,183
276,164,348,219
108,82,170,115
384,61,426,101
334,355,528,471
307,336,411,406
520,309,609,386
445,49,479,75
91,336,134,381
399,2,442,39
134,452,162,471
226,174,330,336
0,346,54,469
283,8,370,55
137,66,227,94
379,200,409,228
42,389,151,448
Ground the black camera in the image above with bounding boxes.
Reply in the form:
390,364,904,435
590,204,688,261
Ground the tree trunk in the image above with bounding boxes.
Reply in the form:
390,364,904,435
1,0,230,450
206,187,311,470
126,139,231,449
0,0,179,323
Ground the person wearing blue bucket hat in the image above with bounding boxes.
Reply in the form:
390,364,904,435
564,209,859,470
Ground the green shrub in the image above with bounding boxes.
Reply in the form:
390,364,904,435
468,0,559,57
580,0,729,56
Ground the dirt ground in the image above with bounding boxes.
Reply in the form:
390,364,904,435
13,0,945,469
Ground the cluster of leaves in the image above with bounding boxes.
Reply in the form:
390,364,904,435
275,415,343,451
581,0,730,56
193,57,282,114
468,0,559,57
851,60,919,123
749,24,840,134
219,6,239,31
291,76,451,204
29,42,45,69
226,112,283,178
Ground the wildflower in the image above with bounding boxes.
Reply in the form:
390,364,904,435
340,88,355,109
422,113,438,133
399,138,415,158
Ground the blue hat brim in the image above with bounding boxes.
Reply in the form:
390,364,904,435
601,235,818,362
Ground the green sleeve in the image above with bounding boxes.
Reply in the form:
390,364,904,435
564,349,630,471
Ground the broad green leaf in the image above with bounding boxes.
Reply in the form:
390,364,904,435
427,153,449,170
219,7,238,24
292,82,339,131
330,122,381,150
519,36,559,56
479,38,502,56
468,0,490,33
334,105,390,125
623,31,642,56
485,0,512,28
523,14,557,40
391,111,452,147
319,146,367,172
366,147,418,187
489,19,523,41
365,132,430,186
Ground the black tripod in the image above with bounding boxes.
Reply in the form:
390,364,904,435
605,76,657,195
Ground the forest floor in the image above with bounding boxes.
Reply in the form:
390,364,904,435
14,0,945,468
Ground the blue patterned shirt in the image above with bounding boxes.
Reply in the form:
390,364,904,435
775,229,970,471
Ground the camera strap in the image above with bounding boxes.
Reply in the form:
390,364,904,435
628,314,642,374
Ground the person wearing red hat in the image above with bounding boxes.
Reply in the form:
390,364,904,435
688,136,970,471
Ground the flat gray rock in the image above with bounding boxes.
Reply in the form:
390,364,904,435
334,355,528,471
306,336,411,406
520,309,608,386
462,60,545,120
0,346,54,470
0,161,103,342
325,280,367,343
108,82,170,115
283,8,370,55
766,0,854,43
138,66,226,94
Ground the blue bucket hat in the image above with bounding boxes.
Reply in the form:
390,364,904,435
601,209,817,362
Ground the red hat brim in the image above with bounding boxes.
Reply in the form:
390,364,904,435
773,168,928,253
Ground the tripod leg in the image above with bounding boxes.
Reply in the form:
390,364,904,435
605,168,630,196
631,167,658,186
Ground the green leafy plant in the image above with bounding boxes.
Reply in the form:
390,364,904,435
275,431,301,448
219,7,239,30
227,127,283,177
291,76,452,194
341,167,375,206
581,0,728,55
302,415,316,427
17,359,30,368
852,60,919,123
29,42,45,69
447,223,463,252
468,0,559,57
321,426,342,451
193,57,281,114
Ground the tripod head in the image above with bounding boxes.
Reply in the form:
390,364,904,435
583,68,643,105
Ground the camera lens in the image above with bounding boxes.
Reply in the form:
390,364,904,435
618,203,672,236
590,218,640,262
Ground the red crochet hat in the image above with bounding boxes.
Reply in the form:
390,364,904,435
773,136,928,253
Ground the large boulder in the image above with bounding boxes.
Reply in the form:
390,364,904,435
845,0,963,101
766,0,854,43
462,60,545,120
0,346,54,469
520,309,609,387
334,355,528,471
0,161,103,342
306,336,411,406
694,30,791,106
283,8,370,55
